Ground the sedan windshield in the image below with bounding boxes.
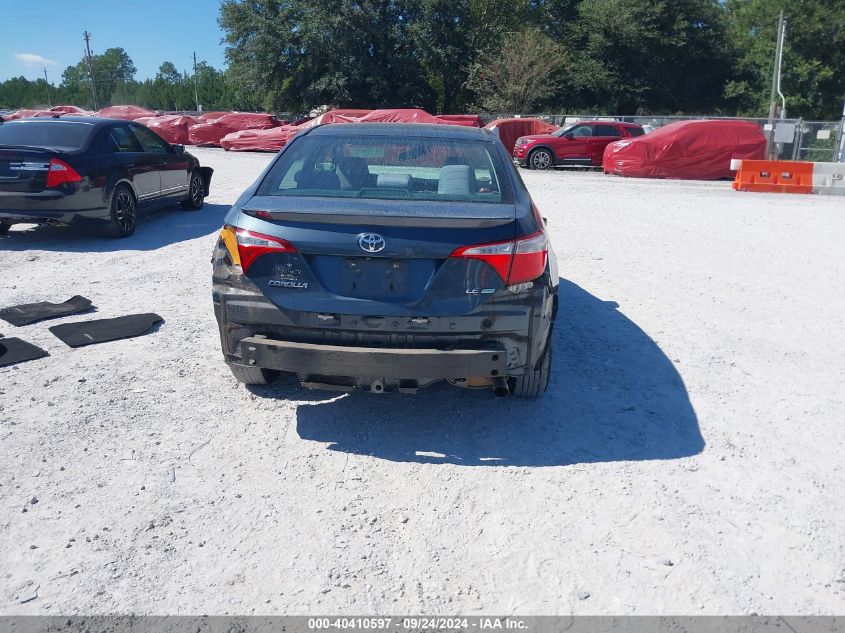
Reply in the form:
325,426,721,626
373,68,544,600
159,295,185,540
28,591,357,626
257,134,510,204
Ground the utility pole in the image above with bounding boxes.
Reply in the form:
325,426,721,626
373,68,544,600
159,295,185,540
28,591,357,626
43,67,51,107
192,51,200,112
766,11,786,159
83,30,98,110
838,99,845,163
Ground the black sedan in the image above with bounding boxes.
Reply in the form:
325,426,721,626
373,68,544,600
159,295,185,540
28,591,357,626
0,116,212,237
213,123,557,397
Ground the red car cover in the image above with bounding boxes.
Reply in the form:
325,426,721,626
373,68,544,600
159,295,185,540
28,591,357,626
435,114,484,128
484,118,558,154
220,109,369,152
602,119,767,180
96,105,158,120
357,108,439,124
197,111,230,122
312,111,361,125
188,113,282,147
218,108,485,152
321,109,373,119
220,126,300,152
143,115,199,144
48,105,91,115
3,109,51,120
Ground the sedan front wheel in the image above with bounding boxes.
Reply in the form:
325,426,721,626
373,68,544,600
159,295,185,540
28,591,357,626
181,170,205,210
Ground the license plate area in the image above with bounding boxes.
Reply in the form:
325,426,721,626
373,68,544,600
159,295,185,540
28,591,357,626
342,257,411,299
304,255,439,302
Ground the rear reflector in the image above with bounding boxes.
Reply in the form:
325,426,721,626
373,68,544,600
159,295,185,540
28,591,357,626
244,209,272,220
451,230,548,285
235,227,296,272
45,158,82,188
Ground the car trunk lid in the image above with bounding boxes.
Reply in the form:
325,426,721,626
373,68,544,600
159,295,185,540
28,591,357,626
238,196,519,316
0,147,54,194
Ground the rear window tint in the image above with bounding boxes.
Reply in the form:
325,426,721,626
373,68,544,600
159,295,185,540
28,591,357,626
594,124,621,137
627,127,645,137
0,121,92,150
258,135,512,204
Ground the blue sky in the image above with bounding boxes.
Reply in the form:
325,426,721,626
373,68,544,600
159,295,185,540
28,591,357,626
0,0,227,82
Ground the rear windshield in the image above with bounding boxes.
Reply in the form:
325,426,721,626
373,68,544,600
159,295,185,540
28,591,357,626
257,134,511,204
0,121,92,150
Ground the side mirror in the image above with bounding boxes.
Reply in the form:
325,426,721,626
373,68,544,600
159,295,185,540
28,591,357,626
564,133,574,140
171,144,185,154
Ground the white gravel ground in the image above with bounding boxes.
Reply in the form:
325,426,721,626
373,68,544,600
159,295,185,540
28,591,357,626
1,147,844,615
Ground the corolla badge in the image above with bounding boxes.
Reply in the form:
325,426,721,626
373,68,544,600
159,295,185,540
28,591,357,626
358,233,386,253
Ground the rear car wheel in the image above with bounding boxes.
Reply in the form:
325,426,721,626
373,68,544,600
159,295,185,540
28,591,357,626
180,170,205,210
509,342,552,398
103,186,137,238
228,363,279,385
0,220,10,235
529,148,553,170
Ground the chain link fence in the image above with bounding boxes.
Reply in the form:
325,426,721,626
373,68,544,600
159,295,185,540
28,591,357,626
795,120,844,162
483,113,845,162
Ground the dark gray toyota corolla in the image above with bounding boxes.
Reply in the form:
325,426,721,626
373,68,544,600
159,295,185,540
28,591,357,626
212,123,557,397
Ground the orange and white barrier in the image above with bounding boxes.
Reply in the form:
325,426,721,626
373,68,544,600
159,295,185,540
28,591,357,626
731,159,845,195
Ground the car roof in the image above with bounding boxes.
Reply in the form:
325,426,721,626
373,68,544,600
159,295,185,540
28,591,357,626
2,116,124,128
308,122,492,141
574,120,642,127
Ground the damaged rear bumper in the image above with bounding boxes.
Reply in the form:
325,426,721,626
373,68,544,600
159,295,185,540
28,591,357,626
239,335,507,382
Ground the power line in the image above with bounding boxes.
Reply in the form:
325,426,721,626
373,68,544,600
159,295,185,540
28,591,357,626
193,51,200,111
43,67,51,107
83,30,98,110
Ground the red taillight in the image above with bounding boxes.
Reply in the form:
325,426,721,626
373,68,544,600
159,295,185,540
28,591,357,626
45,158,82,188
235,228,297,272
509,231,548,284
450,230,548,285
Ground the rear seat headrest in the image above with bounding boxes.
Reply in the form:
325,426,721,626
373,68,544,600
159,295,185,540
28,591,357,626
376,173,411,189
438,164,475,196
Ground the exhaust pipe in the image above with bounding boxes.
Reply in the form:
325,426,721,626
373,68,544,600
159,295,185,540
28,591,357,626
492,377,509,398
371,378,385,394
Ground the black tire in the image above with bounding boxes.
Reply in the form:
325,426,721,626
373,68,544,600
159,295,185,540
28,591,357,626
0,220,10,235
228,363,279,385
509,342,552,398
529,148,553,170
180,170,205,210
103,185,137,238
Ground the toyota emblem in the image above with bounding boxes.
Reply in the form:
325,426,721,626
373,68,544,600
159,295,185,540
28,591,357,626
358,233,386,254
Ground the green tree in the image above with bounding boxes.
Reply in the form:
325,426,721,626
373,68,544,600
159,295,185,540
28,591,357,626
58,47,137,108
466,27,569,112
0,76,53,110
406,0,532,112
562,0,731,114
219,0,435,112
156,61,182,85
725,0,845,120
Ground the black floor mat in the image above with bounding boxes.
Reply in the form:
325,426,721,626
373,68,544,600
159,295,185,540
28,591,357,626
0,295,93,327
49,313,163,348
0,337,49,367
